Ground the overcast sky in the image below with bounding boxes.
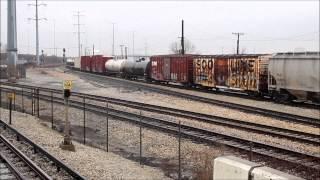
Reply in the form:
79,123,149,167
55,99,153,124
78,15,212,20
0,0,319,57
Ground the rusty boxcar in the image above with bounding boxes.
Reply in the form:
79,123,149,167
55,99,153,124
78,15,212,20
150,55,195,85
91,55,103,73
81,55,112,73
92,55,112,73
193,54,270,93
227,54,270,93
80,56,91,71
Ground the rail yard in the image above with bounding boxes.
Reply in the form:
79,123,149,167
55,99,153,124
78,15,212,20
0,66,318,179
0,1,319,179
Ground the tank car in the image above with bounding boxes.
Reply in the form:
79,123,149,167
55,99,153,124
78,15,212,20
105,58,126,75
268,52,320,102
122,57,150,79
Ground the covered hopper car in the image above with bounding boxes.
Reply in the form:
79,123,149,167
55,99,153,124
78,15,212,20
268,52,320,102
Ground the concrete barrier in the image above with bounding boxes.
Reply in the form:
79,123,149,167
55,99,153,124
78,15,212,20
213,156,304,180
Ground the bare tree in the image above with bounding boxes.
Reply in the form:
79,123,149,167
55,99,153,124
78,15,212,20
169,39,195,54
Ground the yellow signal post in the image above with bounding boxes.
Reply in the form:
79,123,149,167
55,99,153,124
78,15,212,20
60,80,75,151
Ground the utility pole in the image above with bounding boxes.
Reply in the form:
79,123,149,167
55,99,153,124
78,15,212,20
181,20,185,55
111,23,116,56
28,0,47,66
7,0,18,82
125,46,128,59
232,32,244,55
74,11,84,58
92,44,94,56
53,19,56,57
120,45,124,59
0,0,2,69
144,41,148,56
132,31,135,58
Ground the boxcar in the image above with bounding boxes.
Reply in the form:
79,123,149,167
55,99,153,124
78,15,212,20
81,55,112,73
80,56,91,71
193,56,216,87
150,55,195,85
227,54,270,93
268,52,320,102
193,54,270,93
74,57,81,70
91,55,103,73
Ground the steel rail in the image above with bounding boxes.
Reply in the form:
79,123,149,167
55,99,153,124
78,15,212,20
0,152,26,180
0,135,52,180
66,98,320,171
0,85,319,146
0,121,86,180
2,88,318,171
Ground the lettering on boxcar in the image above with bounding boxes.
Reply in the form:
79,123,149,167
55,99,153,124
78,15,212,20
194,58,214,87
228,58,258,90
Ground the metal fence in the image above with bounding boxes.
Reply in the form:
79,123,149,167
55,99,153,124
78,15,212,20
0,83,189,179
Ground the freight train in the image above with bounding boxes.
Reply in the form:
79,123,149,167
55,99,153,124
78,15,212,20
68,52,320,103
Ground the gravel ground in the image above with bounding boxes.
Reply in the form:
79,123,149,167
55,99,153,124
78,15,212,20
20,68,319,135
0,103,315,179
0,108,171,180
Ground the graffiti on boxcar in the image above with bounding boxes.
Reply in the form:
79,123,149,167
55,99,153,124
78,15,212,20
228,58,258,90
194,58,215,87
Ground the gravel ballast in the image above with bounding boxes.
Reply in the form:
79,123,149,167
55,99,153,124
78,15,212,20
20,68,319,135
0,108,171,180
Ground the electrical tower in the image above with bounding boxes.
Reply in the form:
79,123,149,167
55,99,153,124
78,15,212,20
28,0,47,66
232,32,244,55
74,11,84,58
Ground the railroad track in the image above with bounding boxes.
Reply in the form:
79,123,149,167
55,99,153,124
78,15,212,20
0,120,85,180
1,86,319,172
66,66,320,109
67,70,320,127
0,155,18,180
1,85,319,146
47,95,320,172
0,134,52,180
0,153,23,180
1,80,320,129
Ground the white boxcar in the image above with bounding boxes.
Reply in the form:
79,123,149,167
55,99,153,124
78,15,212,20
74,57,81,69
268,52,320,102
